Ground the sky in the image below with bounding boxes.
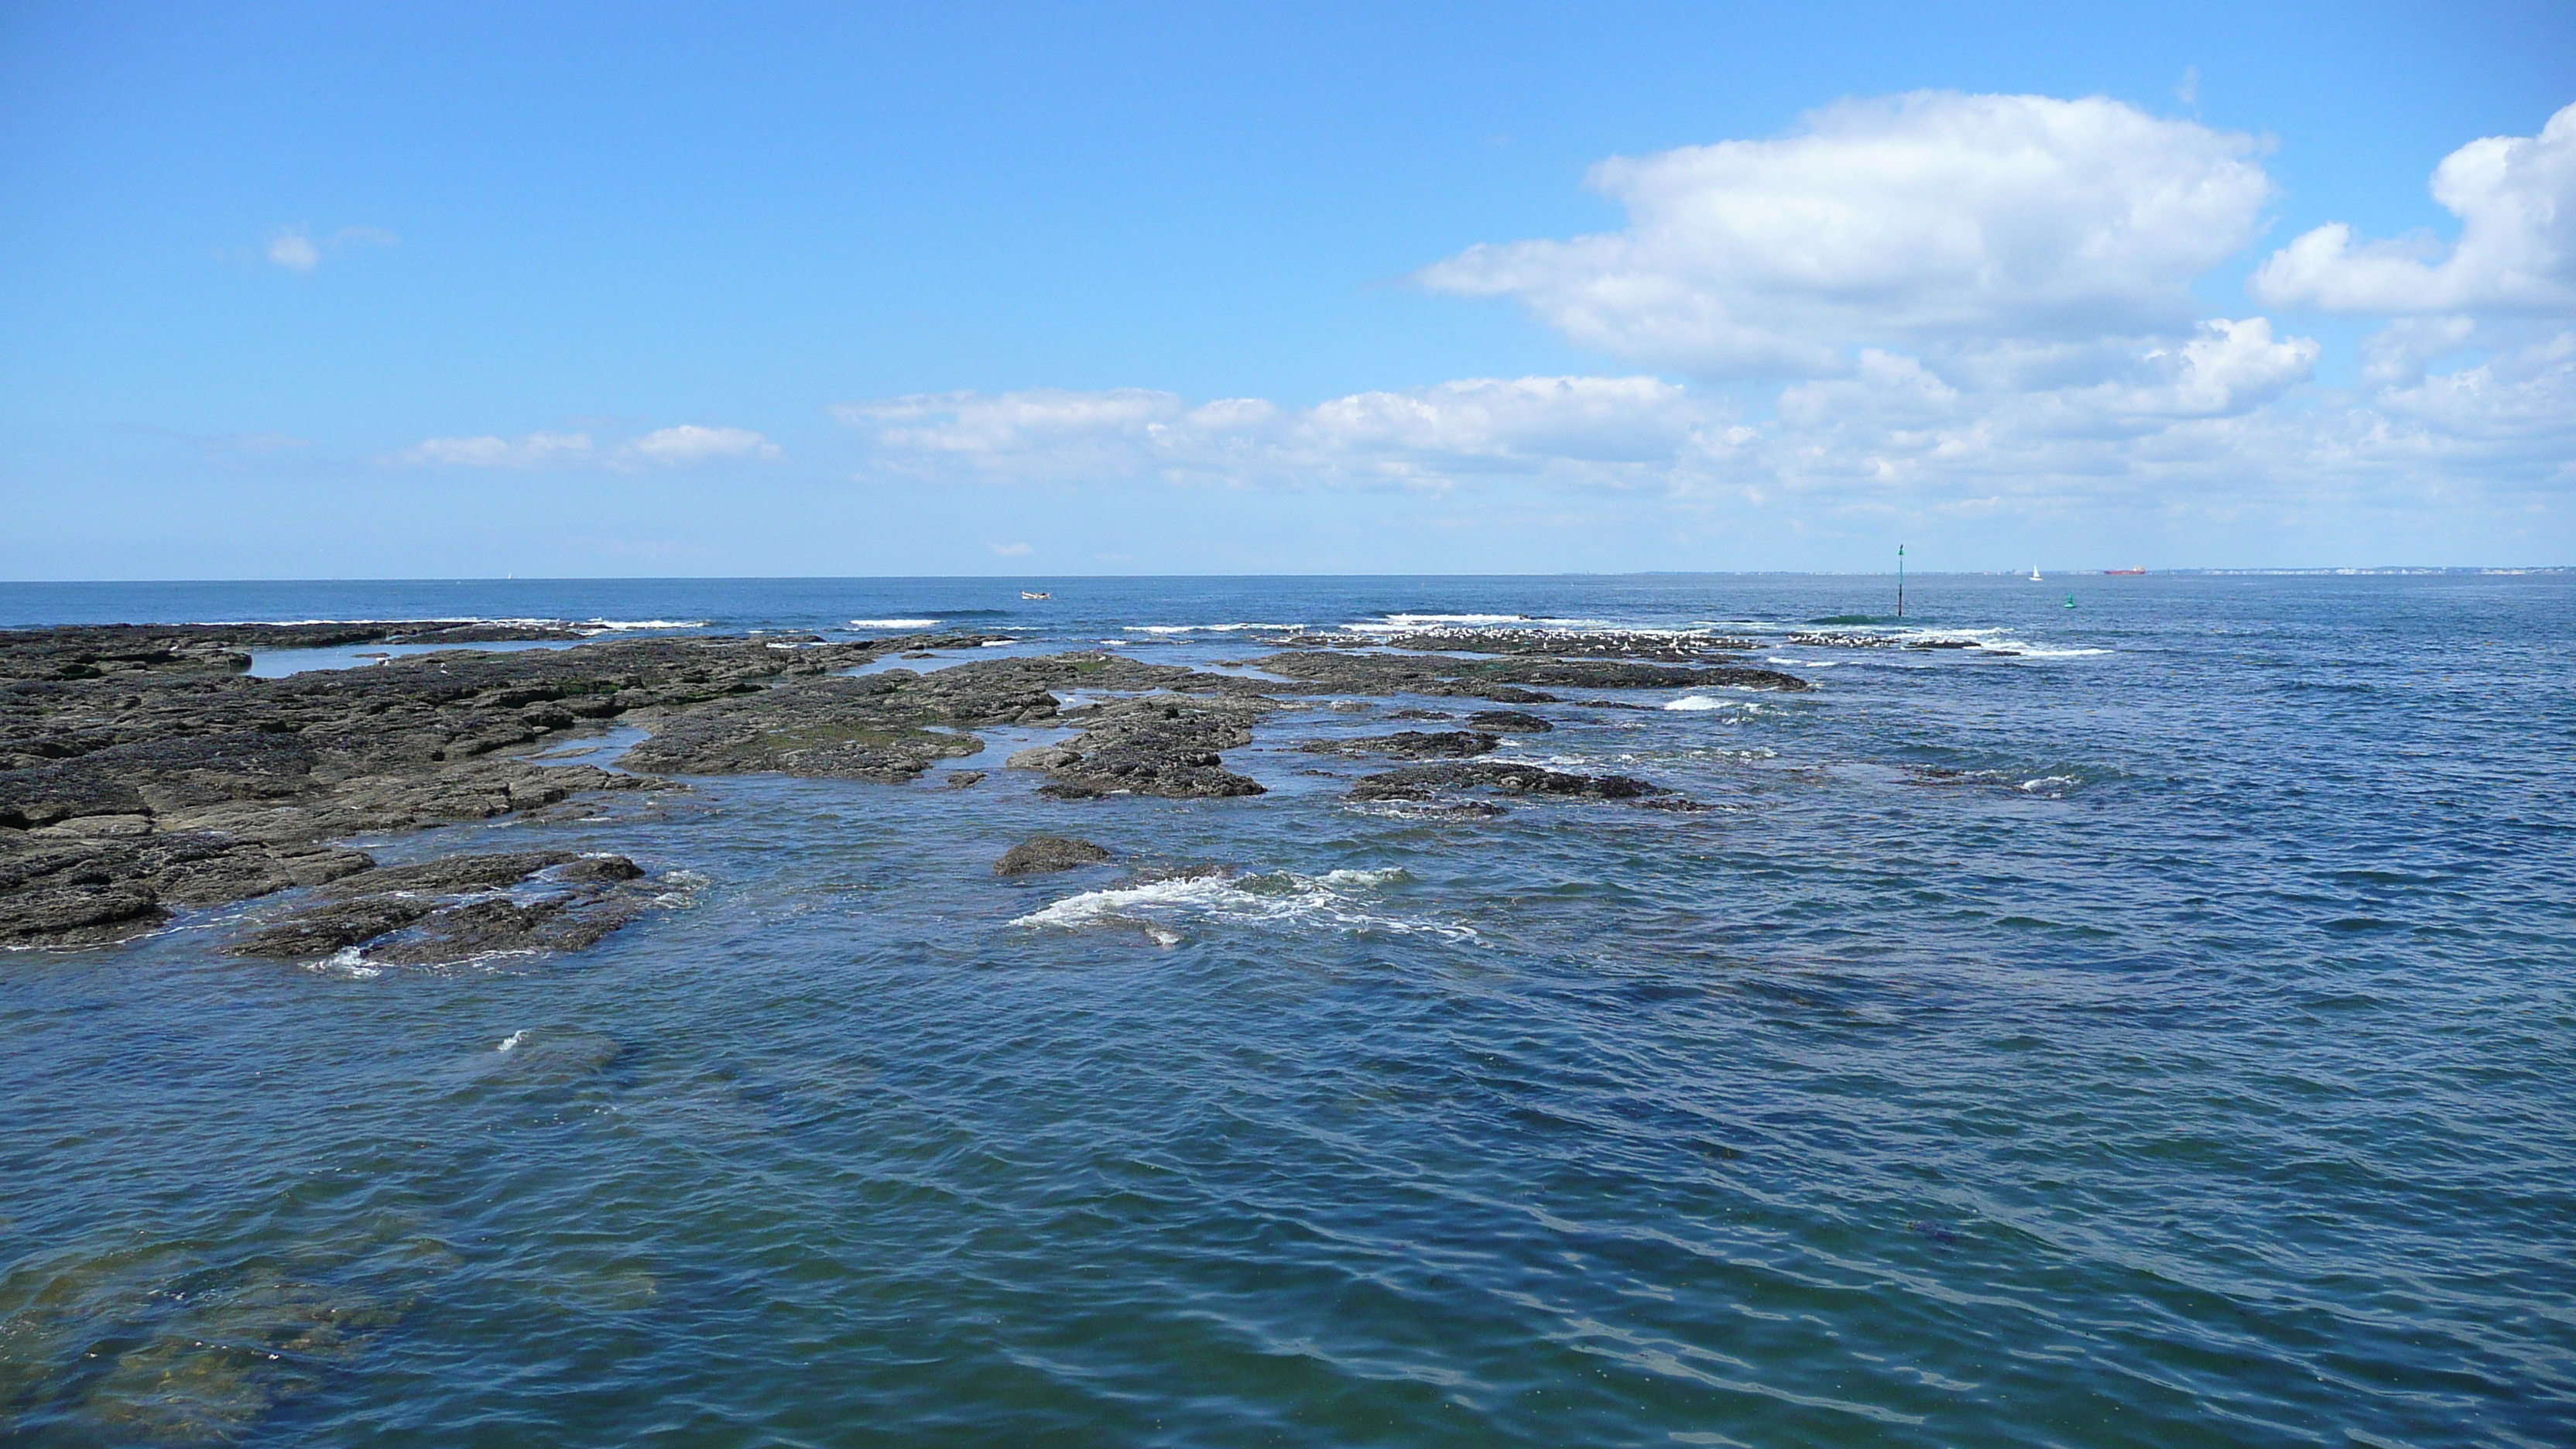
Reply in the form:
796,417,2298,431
2,2,2572,578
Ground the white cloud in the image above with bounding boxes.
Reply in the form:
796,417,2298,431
830,326,2571,531
2252,102,2576,314
394,425,780,469
399,432,594,468
1417,91,2276,377
839,377,1744,492
263,225,398,272
988,541,1033,556
266,232,321,272
625,424,783,465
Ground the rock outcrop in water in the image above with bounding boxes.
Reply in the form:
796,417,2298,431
1009,693,1275,799
1,620,1802,950
1299,730,1501,759
1346,762,1671,803
0,622,992,950
994,835,1115,875
224,851,656,962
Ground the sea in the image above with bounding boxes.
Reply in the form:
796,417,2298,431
2,573,2570,1447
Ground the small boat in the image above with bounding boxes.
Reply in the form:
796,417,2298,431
2102,567,2146,576
1020,591,1050,600
2029,566,2042,581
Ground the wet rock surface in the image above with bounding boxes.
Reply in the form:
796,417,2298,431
1299,730,1501,759
622,678,989,783
1015,694,1274,800
994,835,1115,875
1346,762,1673,803
0,623,984,948
228,851,657,963
1,622,1804,950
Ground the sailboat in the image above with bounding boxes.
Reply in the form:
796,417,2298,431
2029,566,2042,581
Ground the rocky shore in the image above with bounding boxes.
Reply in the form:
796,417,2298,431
1,620,1807,956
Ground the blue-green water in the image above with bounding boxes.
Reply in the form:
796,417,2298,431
3,574,2572,1446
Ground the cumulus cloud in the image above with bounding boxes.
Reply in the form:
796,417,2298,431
396,425,779,469
831,327,2568,523
264,225,398,272
2252,102,2576,314
1417,91,2276,377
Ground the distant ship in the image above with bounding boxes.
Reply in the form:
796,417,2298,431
1021,591,1050,599
2102,567,2146,576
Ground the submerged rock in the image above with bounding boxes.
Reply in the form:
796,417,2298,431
361,894,647,965
226,896,446,957
994,835,1115,876
224,850,655,962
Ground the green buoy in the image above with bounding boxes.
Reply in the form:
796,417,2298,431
2064,592,2077,608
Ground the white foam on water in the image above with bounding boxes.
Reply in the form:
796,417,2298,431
848,618,941,629
1346,613,1612,633
1124,622,1301,634
310,947,382,979
580,618,707,630
1999,644,2112,659
498,1029,528,1053
2019,775,2082,791
1765,657,1841,667
1665,695,1744,711
1009,867,1469,945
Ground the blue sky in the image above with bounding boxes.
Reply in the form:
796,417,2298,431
3,2,2571,578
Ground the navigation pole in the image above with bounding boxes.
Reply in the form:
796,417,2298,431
1896,544,1905,619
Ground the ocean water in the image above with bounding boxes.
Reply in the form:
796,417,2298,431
2,574,2571,1447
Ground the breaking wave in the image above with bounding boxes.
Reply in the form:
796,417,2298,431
1009,868,1470,946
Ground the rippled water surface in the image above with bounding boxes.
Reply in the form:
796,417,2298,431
4,574,2572,1446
